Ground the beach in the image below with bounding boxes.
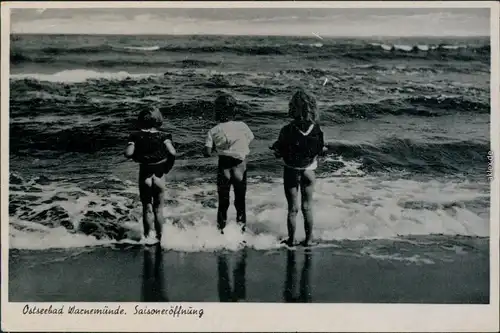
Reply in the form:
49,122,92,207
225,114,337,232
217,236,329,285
8,33,491,303
9,235,489,303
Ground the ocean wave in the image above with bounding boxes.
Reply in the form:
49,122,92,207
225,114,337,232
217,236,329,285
10,70,153,84
325,95,489,121
113,45,161,52
325,138,489,174
11,41,490,66
8,172,489,250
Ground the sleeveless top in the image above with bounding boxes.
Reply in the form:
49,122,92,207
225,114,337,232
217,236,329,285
272,121,324,170
128,130,172,165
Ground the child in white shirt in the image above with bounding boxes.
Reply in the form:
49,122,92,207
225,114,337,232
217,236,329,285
204,93,254,233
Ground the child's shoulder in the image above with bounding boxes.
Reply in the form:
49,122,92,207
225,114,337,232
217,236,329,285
230,120,249,126
158,130,172,140
281,122,296,132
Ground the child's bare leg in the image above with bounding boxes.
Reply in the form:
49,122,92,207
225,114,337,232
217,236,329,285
139,174,154,238
283,167,299,246
232,163,247,230
142,203,154,238
300,170,315,246
217,168,231,232
152,176,166,241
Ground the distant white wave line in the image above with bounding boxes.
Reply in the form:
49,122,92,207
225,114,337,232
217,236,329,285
11,70,155,83
111,45,161,51
369,42,470,51
10,68,270,83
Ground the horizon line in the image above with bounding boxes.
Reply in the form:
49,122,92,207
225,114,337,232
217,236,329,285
10,32,490,38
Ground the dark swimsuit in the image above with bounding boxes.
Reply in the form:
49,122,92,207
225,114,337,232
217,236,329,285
128,131,175,177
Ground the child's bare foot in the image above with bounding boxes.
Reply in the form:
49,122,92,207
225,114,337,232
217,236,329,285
299,240,317,247
298,240,310,247
142,232,159,245
280,238,294,247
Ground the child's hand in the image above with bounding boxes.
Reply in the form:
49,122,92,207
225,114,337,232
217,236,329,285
319,146,328,157
269,145,281,158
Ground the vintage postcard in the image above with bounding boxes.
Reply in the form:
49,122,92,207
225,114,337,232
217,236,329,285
1,1,499,332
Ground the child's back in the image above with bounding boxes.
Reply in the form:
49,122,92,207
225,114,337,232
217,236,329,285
207,120,254,161
273,120,323,170
204,94,254,233
129,130,172,165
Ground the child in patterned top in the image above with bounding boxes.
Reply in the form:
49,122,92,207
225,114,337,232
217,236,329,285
204,93,254,233
125,107,176,245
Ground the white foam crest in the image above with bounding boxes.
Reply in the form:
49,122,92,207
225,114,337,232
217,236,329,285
9,175,489,250
10,224,114,250
393,44,413,52
311,178,489,240
160,177,489,248
442,45,467,50
11,70,154,83
324,155,366,177
160,222,278,252
359,247,436,265
114,45,160,52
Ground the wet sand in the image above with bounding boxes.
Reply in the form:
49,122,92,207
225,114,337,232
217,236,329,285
9,242,489,303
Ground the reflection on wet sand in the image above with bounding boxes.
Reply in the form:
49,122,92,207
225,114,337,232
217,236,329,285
217,249,247,302
141,244,168,302
283,250,312,302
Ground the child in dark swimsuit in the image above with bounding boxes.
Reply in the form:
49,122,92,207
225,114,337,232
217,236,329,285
124,107,176,245
271,89,324,247
203,93,254,234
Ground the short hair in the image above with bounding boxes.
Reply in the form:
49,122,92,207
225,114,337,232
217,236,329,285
288,89,319,122
214,93,237,122
137,106,163,129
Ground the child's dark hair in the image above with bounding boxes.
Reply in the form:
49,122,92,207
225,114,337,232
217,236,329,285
137,106,163,129
288,89,319,122
214,93,237,122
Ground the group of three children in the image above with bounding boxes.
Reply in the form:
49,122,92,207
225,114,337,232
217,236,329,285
125,89,324,247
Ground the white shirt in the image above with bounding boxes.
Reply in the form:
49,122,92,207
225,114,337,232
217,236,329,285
205,121,254,160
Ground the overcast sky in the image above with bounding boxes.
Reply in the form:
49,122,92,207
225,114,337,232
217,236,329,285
10,7,490,37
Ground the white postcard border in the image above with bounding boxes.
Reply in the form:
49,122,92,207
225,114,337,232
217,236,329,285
1,1,499,332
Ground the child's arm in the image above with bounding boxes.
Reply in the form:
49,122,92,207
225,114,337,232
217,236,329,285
164,135,176,157
163,134,176,174
317,128,326,156
269,128,285,158
124,134,135,159
203,130,215,157
124,143,135,158
244,123,255,143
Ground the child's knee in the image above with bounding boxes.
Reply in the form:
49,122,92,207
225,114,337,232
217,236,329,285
288,204,299,215
151,176,165,191
143,203,154,213
301,201,312,213
152,198,163,210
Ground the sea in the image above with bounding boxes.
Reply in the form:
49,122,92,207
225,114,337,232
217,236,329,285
9,34,491,264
